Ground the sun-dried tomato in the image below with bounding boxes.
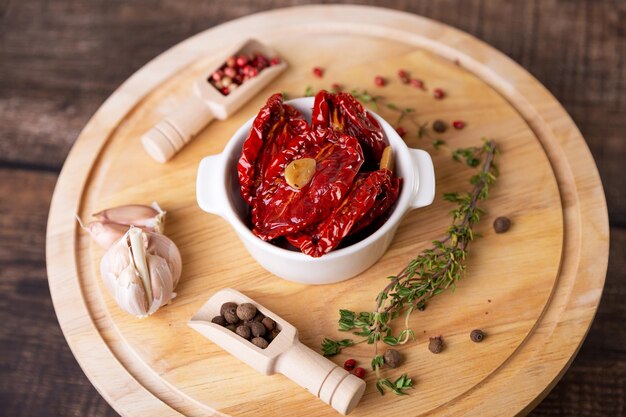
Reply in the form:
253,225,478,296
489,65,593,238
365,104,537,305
238,93,307,205
251,130,364,241
312,90,388,168
238,92,402,257
350,171,401,235
287,169,396,257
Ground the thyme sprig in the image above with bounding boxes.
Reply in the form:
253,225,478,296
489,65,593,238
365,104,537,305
376,373,413,396
321,139,498,395
452,142,493,168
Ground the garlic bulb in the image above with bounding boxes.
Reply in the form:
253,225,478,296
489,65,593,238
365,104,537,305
78,202,166,249
100,227,182,318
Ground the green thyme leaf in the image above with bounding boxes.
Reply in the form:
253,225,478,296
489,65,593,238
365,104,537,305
432,139,446,149
376,374,413,395
321,338,353,357
371,355,384,370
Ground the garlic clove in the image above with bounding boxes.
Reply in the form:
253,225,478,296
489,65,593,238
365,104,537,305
100,237,130,295
78,217,129,249
116,265,149,317
285,158,317,190
147,232,182,288
128,227,153,303
92,203,166,233
379,146,394,172
93,203,158,224
107,237,131,274
146,254,176,315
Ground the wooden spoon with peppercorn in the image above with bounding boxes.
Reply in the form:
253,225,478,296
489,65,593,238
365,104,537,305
142,39,287,163
188,288,366,415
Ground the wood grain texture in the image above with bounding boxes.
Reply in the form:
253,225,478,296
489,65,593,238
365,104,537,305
44,5,607,417
0,1,623,417
0,169,118,417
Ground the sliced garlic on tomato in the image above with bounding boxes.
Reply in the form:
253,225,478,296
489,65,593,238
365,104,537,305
285,158,317,189
379,146,394,172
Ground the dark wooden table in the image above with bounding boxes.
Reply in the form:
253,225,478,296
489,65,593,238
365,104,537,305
1,1,624,416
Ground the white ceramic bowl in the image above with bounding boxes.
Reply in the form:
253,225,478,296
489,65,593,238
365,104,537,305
196,97,435,284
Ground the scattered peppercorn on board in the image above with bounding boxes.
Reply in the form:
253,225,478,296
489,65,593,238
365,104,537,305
46,5,609,417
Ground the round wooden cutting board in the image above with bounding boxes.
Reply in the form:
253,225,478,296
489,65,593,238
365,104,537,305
46,5,609,417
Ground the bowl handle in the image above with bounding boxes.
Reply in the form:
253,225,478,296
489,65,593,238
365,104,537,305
407,148,436,209
196,153,228,217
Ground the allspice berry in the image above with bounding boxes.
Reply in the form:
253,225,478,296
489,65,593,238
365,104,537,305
220,302,238,316
223,306,239,324
428,336,444,354
493,216,511,233
262,317,276,332
268,328,281,341
432,119,447,133
211,315,227,326
470,329,486,343
383,349,402,368
251,337,269,349
235,325,251,340
249,321,266,338
218,300,279,347
237,303,257,321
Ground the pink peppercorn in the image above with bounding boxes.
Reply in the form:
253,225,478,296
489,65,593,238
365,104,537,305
452,120,466,129
343,359,356,371
331,83,342,92
236,55,249,67
410,78,424,89
209,51,280,95
433,88,445,99
353,367,366,378
395,126,407,138
313,67,324,78
254,55,269,69
223,67,236,78
374,76,386,87
398,69,410,84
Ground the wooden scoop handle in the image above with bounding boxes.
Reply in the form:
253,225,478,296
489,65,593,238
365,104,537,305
141,94,214,163
276,340,366,415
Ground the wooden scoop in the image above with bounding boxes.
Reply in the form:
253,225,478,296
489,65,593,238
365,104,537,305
142,39,287,163
188,288,366,415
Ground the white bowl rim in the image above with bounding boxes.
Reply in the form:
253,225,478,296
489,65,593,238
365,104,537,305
218,96,417,262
